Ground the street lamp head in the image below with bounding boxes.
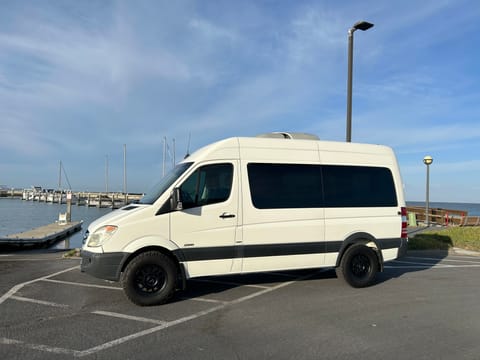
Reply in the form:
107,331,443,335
423,155,433,165
352,21,374,32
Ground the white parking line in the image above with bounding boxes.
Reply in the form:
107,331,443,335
92,310,168,325
0,265,79,305
387,259,480,269
385,265,440,269
0,337,78,356
392,260,453,267
404,256,480,264
1,269,319,357
179,296,228,304
42,278,122,290
75,269,319,358
78,304,227,357
10,295,69,308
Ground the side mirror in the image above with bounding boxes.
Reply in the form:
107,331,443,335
171,188,183,211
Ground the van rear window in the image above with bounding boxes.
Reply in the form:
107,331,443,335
322,165,397,207
247,163,397,209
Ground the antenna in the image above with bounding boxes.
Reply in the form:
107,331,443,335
185,132,191,159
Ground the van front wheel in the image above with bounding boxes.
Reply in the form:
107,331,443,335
336,244,378,288
122,251,177,306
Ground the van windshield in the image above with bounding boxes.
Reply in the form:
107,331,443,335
139,162,193,204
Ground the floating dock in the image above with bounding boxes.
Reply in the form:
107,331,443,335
0,221,83,247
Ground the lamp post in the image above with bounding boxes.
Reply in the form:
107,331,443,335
346,20,374,142
423,155,433,226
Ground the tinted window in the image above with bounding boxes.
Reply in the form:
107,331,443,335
322,165,397,207
179,163,233,209
248,163,323,209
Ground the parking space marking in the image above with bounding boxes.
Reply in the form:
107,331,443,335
77,304,225,357
42,278,122,290
385,264,442,269
191,278,270,289
78,272,314,358
404,256,480,264
0,337,78,356
180,296,228,304
392,260,454,267
387,256,480,270
10,295,69,308
0,265,79,305
1,269,319,358
92,310,168,325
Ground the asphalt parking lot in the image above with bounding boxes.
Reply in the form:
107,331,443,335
1,250,480,359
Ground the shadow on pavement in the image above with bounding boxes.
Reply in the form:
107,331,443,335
175,244,452,303
376,246,450,285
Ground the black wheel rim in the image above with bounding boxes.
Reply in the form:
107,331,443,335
134,264,167,294
350,254,371,278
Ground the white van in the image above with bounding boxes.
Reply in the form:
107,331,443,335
81,133,408,306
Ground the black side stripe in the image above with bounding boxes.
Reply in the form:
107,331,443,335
173,238,402,262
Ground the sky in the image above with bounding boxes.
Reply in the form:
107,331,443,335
1,0,479,203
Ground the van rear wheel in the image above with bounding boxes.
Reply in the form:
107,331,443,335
122,251,177,306
336,244,378,288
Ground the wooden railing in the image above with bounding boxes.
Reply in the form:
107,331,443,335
407,206,479,226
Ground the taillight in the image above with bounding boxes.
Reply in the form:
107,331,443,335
401,207,408,239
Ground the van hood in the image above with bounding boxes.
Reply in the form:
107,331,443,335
87,204,150,232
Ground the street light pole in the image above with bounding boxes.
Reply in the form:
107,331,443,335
423,155,433,227
346,21,374,142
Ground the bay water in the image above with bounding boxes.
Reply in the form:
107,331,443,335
0,198,111,249
1,198,479,251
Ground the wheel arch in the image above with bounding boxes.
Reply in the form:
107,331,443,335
120,246,187,290
335,232,384,272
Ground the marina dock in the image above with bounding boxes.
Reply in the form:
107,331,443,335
0,221,83,247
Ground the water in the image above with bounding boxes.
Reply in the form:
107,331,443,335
407,201,480,216
1,198,479,251
0,198,112,249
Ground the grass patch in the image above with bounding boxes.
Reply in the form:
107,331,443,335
409,227,480,251
62,248,81,258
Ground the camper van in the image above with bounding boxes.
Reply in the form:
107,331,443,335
81,133,407,306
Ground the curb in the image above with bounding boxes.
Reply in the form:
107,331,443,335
450,247,480,256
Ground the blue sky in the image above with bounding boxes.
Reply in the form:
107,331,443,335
1,0,479,202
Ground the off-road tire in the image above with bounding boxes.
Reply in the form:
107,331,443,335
336,244,378,288
122,251,177,306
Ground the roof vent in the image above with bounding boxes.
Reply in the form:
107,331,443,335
256,132,319,140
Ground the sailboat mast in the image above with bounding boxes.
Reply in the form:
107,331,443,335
123,144,127,195
58,161,62,190
162,137,166,177
105,155,109,194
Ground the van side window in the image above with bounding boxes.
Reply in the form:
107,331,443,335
247,163,323,209
322,165,397,207
179,163,233,209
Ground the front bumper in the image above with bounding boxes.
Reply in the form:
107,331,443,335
80,250,129,281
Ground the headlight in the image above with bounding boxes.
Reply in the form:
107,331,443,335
87,225,118,247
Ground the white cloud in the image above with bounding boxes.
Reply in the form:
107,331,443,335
0,0,479,200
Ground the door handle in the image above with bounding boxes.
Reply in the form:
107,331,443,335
219,212,236,219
